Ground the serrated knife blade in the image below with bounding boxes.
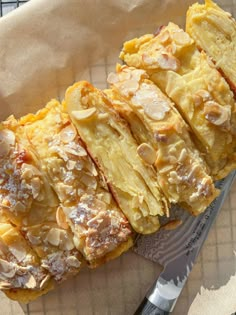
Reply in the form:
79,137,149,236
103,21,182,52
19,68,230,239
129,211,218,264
133,171,236,314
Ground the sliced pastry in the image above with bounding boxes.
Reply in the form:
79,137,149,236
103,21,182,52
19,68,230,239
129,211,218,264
65,81,169,234
0,118,83,300
0,214,53,303
186,0,236,95
120,22,236,179
19,100,133,266
106,65,219,215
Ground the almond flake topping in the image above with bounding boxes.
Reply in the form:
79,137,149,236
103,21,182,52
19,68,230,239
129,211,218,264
24,275,37,289
0,259,16,278
107,72,119,84
46,228,61,247
0,129,15,146
56,206,69,230
72,108,97,121
137,143,156,165
156,53,180,71
204,101,231,129
170,30,192,46
60,125,77,143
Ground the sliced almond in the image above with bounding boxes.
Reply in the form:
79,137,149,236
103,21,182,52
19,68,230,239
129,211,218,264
100,192,112,205
130,68,147,82
195,89,211,102
144,100,170,121
168,171,182,184
56,183,75,202
59,231,75,251
31,177,41,199
118,70,131,81
72,108,97,121
158,164,174,174
193,94,203,107
107,72,119,84
204,101,231,129
157,53,180,71
24,275,37,289
117,79,139,97
178,148,187,163
21,163,41,178
40,274,51,289
64,144,87,157
0,259,15,278
0,282,12,289
137,143,156,165
60,125,77,143
27,232,41,245
66,160,77,171
46,228,61,247
80,173,97,190
159,29,170,44
56,207,69,230
0,129,15,146
66,256,81,268
171,30,192,46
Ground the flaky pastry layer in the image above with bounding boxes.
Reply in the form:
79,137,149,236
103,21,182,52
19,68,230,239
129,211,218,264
65,81,169,234
120,22,236,179
106,65,219,215
186,0,236,96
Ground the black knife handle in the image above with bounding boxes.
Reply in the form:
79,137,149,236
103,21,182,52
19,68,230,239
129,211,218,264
134,297,170,315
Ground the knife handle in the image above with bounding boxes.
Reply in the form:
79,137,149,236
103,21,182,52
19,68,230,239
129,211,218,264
134,297,170,315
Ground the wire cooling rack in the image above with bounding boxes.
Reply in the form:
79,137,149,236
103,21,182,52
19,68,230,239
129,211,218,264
0,0,28,16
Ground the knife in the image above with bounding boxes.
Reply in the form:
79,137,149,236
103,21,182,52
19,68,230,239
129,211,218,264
133,170,236,315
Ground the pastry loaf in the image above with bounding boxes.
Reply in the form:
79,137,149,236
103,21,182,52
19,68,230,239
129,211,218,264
1,0,235,304
65,81,169,234
120,22,236,179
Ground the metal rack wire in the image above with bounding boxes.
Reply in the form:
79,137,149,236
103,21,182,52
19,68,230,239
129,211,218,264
0,0,28,17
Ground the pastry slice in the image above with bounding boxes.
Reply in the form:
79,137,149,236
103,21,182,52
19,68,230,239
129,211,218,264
0,214,53,303
106,65,219,215
120,22,236,179
19,100,133,265
0,121,58,226
0,119,83,294
65,81,169,234
186,0,236,95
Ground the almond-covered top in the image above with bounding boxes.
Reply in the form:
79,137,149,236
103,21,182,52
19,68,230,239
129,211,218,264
0,125,56,226
0,217,51,294
120,22,236,179
107,65,219,215
20,100,132,265
0,119,83,287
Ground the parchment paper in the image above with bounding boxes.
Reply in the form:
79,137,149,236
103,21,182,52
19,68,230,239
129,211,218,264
0,0,236,314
